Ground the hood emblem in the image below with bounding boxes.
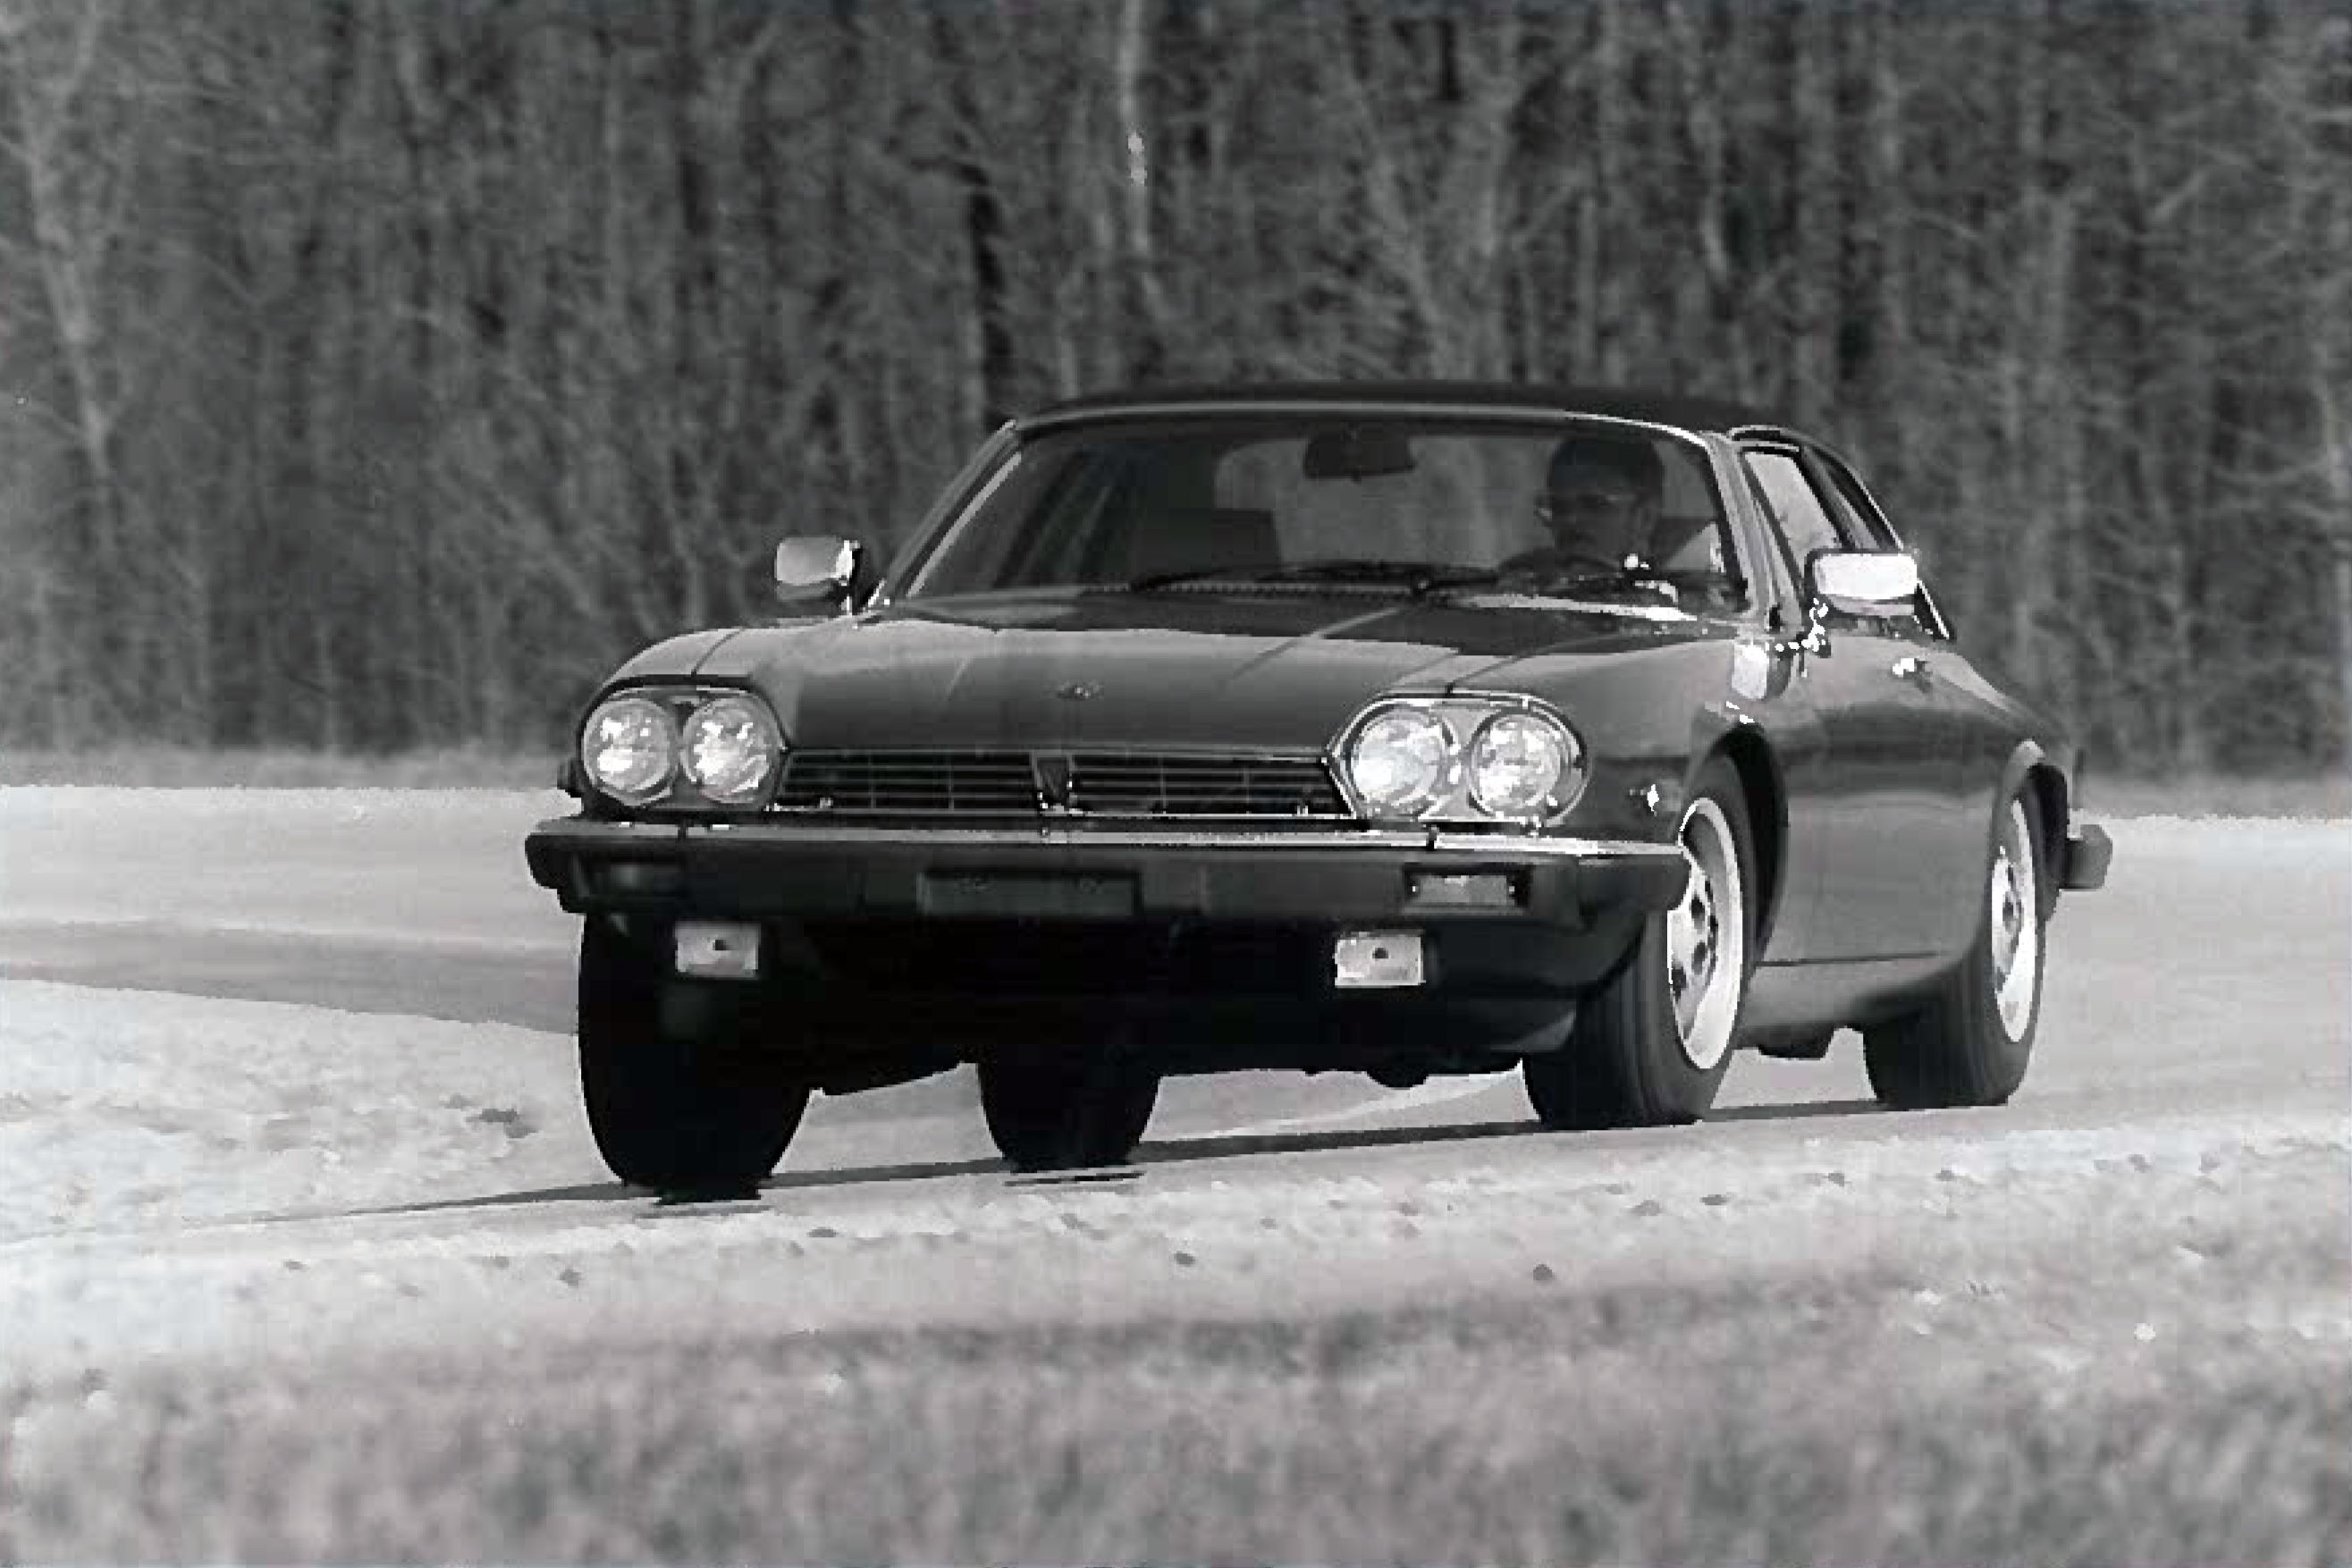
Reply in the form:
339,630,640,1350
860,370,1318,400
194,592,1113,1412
1055,681,1100,701
1033,753,1075,812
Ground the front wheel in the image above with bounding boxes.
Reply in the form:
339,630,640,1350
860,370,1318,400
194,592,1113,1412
1863,788,2044,1109
1524,756,1754,1130
577,918,810,1195
978,1057,1159,1172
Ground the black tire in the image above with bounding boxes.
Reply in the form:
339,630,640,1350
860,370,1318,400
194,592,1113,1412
978,1056,1159,1172
577,917,810,1195
1525,756,1755,1130
1864,787,2045,1109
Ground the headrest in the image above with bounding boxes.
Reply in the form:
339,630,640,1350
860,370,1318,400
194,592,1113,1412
1547,435,1663,496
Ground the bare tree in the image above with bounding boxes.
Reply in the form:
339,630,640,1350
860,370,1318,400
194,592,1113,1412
0,0,2343,771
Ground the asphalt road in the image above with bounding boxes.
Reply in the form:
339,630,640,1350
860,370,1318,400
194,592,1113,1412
2,790,2347,1558
1,790,2344,1151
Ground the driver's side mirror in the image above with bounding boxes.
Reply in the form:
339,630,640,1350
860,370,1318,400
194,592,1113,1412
775,535,871,616
1808,551,1921,619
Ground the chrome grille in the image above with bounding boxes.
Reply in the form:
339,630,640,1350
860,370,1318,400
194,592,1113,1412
771,749,1349,820
775,750,1036,815
1066,753,1348,819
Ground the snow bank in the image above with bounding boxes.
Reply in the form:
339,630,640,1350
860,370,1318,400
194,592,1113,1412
0,980,593,1243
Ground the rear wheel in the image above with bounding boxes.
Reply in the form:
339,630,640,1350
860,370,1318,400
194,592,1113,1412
577,918,810,1195
1864,789,2044,1109
978,1057,1159,1172
1524,757,1753,1129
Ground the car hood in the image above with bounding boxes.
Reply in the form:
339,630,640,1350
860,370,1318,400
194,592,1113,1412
679,590,1725,751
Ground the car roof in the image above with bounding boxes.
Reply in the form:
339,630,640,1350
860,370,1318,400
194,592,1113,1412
1019,380,1790,438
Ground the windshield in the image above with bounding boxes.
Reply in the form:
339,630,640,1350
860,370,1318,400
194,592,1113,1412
901,416,1744,611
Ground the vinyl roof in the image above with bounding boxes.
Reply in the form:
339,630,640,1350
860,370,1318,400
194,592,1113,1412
1021,380,1789,436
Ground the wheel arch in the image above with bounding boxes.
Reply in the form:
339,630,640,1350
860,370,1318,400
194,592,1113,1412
1699,724,1788,955
1998,741,2070,919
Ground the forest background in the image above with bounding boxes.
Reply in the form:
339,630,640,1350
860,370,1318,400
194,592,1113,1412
3,0,2348,781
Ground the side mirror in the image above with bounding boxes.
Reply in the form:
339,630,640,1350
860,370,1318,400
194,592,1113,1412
1808,551,1921,619
775,535,868,615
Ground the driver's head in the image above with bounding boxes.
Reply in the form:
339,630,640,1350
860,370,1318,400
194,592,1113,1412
1538,435,1664,561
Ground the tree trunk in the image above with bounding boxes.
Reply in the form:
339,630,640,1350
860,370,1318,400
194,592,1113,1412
1575,0,1621,379
1114,0,1169,380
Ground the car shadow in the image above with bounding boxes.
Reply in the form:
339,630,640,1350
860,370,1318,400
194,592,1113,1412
1134,1096,1883,1166
1710,1098,1883,1124
335,1096,1887,1221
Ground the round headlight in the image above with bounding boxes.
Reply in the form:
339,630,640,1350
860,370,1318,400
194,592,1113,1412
1346,706,1455,817
1468,712,1580,819
680,695,782,805
582,695,677,805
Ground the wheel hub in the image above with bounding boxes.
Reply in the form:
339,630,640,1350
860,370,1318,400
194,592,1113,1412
1988,803,2041,1041
1665,806,1739,1069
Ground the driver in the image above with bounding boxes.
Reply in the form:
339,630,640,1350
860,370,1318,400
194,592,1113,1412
1504,434,1664,577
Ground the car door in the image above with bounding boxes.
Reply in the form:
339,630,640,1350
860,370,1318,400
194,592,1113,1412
1809,446,1997,955
1741,443,1960,961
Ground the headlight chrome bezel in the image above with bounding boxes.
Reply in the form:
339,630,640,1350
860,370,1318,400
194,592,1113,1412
1343,704,1460,819
1334,694,1587,828
579,694,680,807
1466,710,1581,821
679,693,785,805
579,686,787,813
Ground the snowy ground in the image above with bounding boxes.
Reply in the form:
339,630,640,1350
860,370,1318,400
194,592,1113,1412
0,982,590,1243
0,791,2347,1560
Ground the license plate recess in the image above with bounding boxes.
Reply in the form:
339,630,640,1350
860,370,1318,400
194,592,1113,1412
919,870,1140,918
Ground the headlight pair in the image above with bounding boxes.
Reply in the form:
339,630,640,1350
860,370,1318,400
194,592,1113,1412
1342,698,1584,824
581,690,782,808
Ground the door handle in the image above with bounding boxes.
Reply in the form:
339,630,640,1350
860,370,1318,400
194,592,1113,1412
1891,654,1932,684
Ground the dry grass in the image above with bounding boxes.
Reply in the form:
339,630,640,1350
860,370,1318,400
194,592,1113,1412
8,1280,2346,1564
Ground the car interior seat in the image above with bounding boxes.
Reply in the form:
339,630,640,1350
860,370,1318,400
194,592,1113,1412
1121,507,1282,581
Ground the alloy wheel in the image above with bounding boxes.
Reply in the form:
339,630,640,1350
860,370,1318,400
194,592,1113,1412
1989,797,2042,1040
1666,795,1745,1071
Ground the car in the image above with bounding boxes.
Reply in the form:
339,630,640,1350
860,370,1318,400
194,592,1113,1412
524,381,2112,1193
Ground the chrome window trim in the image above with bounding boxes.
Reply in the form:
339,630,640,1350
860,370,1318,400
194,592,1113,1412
898,446,1032,599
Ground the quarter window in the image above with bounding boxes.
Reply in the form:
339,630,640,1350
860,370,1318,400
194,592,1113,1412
1813,451,1900,552
1741,449,1855,575
1811,447,1944,636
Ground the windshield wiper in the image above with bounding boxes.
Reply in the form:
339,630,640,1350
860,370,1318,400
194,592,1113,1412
1121,564,1264,592
1509,565,1688,604
1123,559,1501,597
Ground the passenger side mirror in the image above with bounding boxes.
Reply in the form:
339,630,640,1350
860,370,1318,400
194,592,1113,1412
775,535,870,615
1808,551,1921,619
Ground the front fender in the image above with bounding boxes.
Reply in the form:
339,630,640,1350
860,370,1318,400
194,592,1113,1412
1993,737,2108,907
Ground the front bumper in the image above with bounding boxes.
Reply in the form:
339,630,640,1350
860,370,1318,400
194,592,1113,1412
525,818,1690,1067
523,818,1690,929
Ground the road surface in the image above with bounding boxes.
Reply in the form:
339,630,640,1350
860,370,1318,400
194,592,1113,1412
0,789,2345,1561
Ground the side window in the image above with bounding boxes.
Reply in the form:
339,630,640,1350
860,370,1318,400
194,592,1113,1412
1812,451,1900,552
1741,448,1856,577
1741,474,1803,629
